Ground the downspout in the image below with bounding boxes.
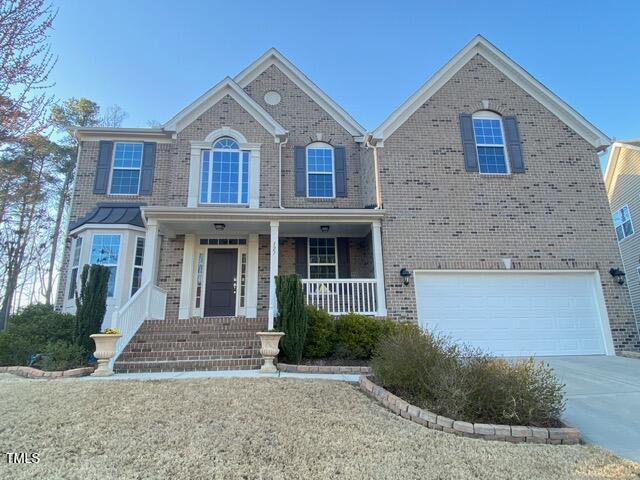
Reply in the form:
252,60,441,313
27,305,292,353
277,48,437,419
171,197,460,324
365,134,383,209
278,134,289,209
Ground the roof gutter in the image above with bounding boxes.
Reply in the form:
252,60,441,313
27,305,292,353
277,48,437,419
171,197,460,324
365,133,383,209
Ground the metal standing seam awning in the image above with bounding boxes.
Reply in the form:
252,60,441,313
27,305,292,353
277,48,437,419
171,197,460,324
68,203,146,234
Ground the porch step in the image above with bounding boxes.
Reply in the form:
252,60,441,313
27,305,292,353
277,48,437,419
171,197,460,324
114,358,263,373
113,316,267,373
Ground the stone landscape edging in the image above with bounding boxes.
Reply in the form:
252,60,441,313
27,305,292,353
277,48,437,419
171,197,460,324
0,365,95,379
359,375,581,444
277,363,371,374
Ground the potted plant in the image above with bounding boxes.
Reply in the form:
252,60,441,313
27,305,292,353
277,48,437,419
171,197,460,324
90,328,122,376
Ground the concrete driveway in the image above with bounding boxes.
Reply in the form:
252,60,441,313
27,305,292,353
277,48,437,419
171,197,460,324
542,355,640,462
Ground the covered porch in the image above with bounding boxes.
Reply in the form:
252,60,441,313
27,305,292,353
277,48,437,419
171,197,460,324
142,207,387,329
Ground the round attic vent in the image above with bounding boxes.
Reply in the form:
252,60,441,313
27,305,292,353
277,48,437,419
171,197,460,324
264,91,281,106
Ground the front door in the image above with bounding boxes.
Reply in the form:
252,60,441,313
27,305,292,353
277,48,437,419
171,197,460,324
204,249,238,317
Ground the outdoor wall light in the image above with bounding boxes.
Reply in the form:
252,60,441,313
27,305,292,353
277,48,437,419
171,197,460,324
214,223,226,231
320,225,330,233
400,268,412,286
609,267,626,285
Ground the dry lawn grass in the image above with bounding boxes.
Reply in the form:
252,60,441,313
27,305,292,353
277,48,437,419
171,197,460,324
0,373,638,479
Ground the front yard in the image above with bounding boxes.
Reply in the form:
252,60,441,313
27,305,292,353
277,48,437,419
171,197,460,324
0,374,638,480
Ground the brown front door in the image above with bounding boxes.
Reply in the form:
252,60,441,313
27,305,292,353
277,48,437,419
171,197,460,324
204,249,237,317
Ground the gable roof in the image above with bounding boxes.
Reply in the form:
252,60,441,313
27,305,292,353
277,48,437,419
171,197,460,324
163,77,287,136
604,140,640,192
234,48,366,138
372,35,610,149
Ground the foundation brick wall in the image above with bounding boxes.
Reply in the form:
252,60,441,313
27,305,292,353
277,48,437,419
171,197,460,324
378,53,640,352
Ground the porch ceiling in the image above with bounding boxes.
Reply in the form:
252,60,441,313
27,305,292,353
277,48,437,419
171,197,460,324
142,207,383,238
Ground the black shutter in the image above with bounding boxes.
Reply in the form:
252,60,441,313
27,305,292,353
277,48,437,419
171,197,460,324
334,146,347,197
459,114,478,172
139,142,157,195
94,141,114,194
503,116,525,173
337,238,351,278
295,238,308,278
294,146,306,197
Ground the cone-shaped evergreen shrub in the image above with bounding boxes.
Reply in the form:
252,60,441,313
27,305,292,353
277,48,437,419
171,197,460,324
75,264,109,352
275,274,308,363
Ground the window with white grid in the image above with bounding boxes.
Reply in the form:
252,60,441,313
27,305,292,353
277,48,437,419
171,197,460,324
110,143,143,194
200,138,249,204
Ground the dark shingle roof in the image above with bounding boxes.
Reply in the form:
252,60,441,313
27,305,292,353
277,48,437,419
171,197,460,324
69,203,145,231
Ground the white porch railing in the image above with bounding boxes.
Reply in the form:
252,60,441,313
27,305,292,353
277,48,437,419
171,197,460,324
302,279,378,315
109,281,167,367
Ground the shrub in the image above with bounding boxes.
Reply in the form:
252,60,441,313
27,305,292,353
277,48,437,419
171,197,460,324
0,304,77,366
333,313,397,360
303,306,334,358
38,340,88,371
275,274,308,363
75,264,110,352
372,326,565,427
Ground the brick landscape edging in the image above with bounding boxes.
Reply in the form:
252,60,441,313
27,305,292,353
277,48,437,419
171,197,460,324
0,365,95,379
359,376,581,444
277,363,371,374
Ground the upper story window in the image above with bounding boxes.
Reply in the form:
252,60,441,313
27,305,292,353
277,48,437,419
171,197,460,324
613,205,634,241
200,138,249,204
90,234,121,297
307,143,334,198
472,112,509,175
110,143,143,194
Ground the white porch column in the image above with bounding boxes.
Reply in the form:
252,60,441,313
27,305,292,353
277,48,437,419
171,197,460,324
246,234,259,318
141,219,160,285
178,234,196,319
371,221,388,317
267,221,279,330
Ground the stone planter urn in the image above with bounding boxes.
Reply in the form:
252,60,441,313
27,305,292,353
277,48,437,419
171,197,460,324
90,334,122,377
256,331,285,373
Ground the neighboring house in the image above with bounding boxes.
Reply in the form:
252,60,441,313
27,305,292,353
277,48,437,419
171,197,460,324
605,140,640,331
56,36,640,372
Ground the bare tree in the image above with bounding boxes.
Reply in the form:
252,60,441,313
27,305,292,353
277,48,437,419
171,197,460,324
101,104,127,128
0,0,57,143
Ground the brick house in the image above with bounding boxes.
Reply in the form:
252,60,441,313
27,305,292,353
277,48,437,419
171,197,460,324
604,140,640,331
56,36,640,372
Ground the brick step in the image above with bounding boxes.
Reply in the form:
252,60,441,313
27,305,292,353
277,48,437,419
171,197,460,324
119,346,260,356
145,317,267,327
113,358,263,373
117,351,261,362
129,331,262,341
124,340,261,350
137,325,260,335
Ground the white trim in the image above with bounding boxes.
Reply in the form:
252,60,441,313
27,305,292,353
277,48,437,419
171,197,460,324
69,223,146,236
246,234,259,318
604,141,640,192
163,77,287,136
268,221,279,329
234,48,365,138
307,237,338,279
89,232,123,299
65,236,84,302
411,269,615,356
306,142,336,199
73,127,175,142
179,234,196,319
205,127,247,144
372,35,610,149
613,204,634,242
472,113,511,176
108,142,143,196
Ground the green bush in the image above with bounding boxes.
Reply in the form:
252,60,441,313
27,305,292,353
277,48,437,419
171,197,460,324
333,313,397,360
0,304,77,366
372,325,565,427
75,264,110,352
303,306,334,358
275,274,308,363
38,340,88,371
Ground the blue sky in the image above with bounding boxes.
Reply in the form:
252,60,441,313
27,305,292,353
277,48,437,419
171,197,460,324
49,0,639,149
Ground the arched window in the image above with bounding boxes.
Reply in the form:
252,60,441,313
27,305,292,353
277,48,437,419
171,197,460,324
200,137,249,204
306,142,334,198
472,111,509,174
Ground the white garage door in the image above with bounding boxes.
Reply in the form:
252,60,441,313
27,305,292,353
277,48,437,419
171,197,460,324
414,271,610,356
